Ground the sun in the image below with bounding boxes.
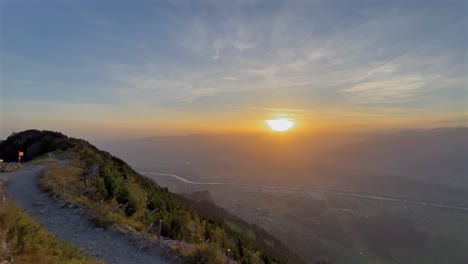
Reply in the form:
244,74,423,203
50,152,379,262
266,118,294,132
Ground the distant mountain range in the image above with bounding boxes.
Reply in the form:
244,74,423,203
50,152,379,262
321,127,468,189
97,127,468,206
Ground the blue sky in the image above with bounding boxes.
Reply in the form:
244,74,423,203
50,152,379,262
0,0,466,139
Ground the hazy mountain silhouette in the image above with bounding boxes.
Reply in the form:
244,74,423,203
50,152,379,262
322,127,468,189
98,127,468,206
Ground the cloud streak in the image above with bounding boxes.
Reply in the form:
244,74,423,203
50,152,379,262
1,0,466,136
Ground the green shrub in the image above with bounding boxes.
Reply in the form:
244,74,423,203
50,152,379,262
101,166,117,199
125,196,138,216
115,184,130,205
91,177,107,199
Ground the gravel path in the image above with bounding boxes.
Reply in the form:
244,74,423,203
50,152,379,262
2,165,171,264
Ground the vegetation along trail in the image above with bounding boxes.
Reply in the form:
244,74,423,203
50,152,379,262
143,171,468,212
3,165,171,264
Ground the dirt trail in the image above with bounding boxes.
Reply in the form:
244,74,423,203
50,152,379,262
2,165,171,264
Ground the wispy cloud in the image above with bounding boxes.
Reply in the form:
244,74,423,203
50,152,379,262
228,106,309,113
2,0,466,136
165,1,464,106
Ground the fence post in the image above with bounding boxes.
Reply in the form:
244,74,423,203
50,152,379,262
158,219,162,247
62,181,65,199
227,248,230,264
99,199,104,226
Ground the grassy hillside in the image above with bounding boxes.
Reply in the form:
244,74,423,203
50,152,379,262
0,130,305,264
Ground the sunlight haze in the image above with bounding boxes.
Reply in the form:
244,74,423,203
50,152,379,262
1,0,466,140
1,1,467,264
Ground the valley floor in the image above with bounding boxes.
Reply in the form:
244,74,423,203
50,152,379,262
148,171,468,264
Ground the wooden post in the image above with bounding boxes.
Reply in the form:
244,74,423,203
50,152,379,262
99,199,104,226
62,181,65,199
158,219,162,247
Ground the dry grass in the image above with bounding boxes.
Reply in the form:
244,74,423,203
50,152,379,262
38,163,148,231
178,244,228,264
24,153,56,166
39,163,86,201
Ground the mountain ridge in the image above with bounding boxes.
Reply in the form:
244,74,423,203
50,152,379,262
0,129,306,264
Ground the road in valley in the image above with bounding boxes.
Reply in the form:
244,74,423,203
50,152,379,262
142,171,468,212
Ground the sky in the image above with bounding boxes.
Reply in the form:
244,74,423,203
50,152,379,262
0,0,467,139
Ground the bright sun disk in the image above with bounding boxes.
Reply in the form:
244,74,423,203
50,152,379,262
266,118,294,132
